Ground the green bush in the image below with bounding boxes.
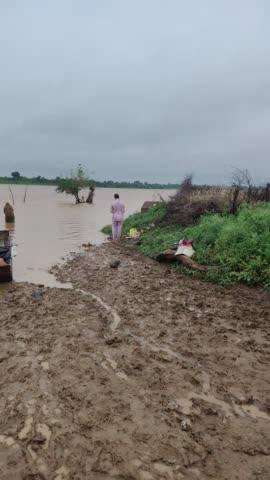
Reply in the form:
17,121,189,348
186,204,270,287
101,224,112,235
102,202,270,288
101,202,167,236
137,203,270,288
122,202,167,235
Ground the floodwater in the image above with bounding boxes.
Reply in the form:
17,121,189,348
0,185,173,286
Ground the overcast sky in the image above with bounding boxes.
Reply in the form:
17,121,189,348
0,1,269,184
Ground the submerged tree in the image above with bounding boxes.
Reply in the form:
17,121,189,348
56,164,95,204
86,185,95,204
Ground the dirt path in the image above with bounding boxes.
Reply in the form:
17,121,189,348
0,243,269,479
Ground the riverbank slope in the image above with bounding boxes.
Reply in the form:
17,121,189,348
0,242,269,479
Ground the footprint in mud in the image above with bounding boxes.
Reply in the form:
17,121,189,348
230,395,270,421
35,423,51,450
166,368,270,425
27,444,51,479
122,457,190,480
54,465,70,480
0,435,16,447
41,361,50,371
98,351,129,381
18,417,34,440
15,399,53,479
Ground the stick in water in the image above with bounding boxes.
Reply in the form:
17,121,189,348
9,186,15,205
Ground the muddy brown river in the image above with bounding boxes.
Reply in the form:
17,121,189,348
0,185,173,286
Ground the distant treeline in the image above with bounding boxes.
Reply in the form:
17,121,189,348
0,176,57,186
0,175,179,189
95,180,179,189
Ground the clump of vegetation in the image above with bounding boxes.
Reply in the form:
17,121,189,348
185,204,270,287
164,175,225,227
101,202,167,236
56,164,95,204
163,171,270,227
229,168,270,214
102,225,113,235
139,225,183,257
122,202,167,235
137,203,270,288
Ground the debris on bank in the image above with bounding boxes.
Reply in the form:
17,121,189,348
110,260,121,269
82,242,92,250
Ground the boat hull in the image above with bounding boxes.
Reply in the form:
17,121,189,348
0,264,12,282
0,230,13,282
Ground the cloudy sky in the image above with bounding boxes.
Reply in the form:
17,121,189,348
0,1,269,184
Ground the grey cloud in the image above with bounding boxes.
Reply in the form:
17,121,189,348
0,0,270,183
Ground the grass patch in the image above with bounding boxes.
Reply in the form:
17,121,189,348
102,202,270,288
137,203,270,288
139,225,183,257
101,202,167,237
101,224,112,235
183,204,270,287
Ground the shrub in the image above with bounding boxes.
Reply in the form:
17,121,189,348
122,202,167,235
175,204,268,287
137,203,270,288
101,202,167,236
164,177,226,226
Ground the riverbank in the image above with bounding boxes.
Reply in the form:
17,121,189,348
103,202,270,289
0,242,269,479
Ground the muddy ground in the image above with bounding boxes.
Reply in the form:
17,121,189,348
0,242,269,480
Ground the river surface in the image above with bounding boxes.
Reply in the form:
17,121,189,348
0,185,173,286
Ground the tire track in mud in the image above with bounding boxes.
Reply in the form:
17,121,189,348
77,288,121,332
73,284,270,479
76,288,270,424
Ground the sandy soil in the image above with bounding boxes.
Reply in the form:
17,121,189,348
0,242,269,480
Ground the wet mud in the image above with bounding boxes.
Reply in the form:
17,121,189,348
0,242,269,479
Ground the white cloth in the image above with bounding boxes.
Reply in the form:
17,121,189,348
175,239,195,257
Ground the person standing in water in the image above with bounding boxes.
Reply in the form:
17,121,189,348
111,193,125,241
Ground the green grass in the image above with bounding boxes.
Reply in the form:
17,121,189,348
139,225,183,257
102,224,113,235
182,204,270,287
105,202,270,288
103,203,270,289
101,202,167,236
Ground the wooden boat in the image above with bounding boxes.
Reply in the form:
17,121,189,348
0,230,12,282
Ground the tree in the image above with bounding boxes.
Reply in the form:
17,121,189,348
229,168,253,214
86,183,95,204
56,164,95,204
11,171,21,180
